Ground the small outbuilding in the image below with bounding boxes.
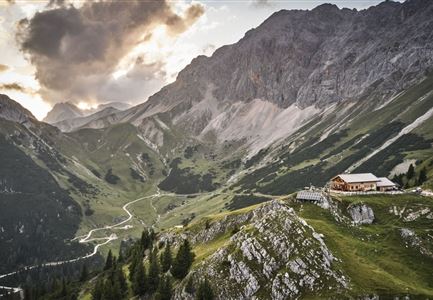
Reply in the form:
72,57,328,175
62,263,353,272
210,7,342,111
376,177,398,192
296,190,326,203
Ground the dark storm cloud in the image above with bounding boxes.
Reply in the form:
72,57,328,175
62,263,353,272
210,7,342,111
0,83,26,92
17,0,204,104
0,64,9,72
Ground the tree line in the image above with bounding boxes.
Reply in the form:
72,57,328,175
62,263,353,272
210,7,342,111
92,228,214,300
15,228,214,300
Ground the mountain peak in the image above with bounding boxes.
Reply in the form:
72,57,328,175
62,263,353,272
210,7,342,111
0,94,36,124
43,102,83,124
312,3,340,12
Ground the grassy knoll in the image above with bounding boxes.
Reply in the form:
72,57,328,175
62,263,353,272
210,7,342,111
295,194,433,297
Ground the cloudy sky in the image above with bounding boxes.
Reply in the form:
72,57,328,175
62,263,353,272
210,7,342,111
0,0,389,120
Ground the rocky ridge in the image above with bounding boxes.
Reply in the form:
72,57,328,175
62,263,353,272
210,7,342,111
163,201,349,299
0,94,37,125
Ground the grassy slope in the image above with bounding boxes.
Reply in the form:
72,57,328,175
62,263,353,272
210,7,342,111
296,194,433,297
150,194,433,298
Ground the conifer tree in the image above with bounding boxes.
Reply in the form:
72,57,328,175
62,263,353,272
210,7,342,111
149,228,156,243
91,278,103,300
111,280,122,300
61,278,67,297
392,174,403,187
418,167,427,185
148,248,161,293
196,278,214,300
132,260,147,296
129,248,142,281
80,264,88,282
160,241,172,273
172,239,195,279
102,279,114,300
155,275,172,300
118,248,124,263
116,267,128,296
141,230,151,250
407,164,415,180
185,276,195,294
104,250,113,271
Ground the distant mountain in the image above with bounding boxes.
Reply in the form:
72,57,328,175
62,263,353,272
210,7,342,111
52,107,120,132
96,102,131,112
43,101,132,129
43,102,84,124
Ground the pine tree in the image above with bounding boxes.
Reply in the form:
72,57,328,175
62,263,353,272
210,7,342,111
102,279,114,300
91,278,103,300
172,239,195,279
196,278,214,300
132,260,147,296
185,276,194,294
61,278,67,297
392,174,403,187
118,248,124,263
155,275,172,300
407,164,415,180
148,248,160,293
104,250,113,271
116,267,128,296
149,228,156,243
128,247,142,281
418,167,427,185
141,230,150,250
111,280,122,300
160,242,172,273
80,264,88,282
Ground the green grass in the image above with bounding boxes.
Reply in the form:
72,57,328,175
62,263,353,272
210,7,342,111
294,194,433,297
192,232,232,266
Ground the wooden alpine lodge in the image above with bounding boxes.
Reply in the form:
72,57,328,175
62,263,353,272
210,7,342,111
330,173,397,192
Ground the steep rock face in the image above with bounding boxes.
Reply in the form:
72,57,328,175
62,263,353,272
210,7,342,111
173,201,348,299
167,0,433,109
347,203,375,225
0,94,36,125
81,0,433,152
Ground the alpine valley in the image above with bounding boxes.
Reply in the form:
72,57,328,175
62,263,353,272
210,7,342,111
1,0,433,299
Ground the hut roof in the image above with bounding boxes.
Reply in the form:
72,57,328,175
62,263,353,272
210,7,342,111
376,177,397,187
296,190,325,202
333,173,379,183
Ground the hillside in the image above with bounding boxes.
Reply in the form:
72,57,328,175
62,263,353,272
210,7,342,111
52,194,433,300
1,0,433,298
160,194,433,298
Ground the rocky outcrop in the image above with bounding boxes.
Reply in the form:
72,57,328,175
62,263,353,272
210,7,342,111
400,228,433,258
347,203,375,225
173,201,349,299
